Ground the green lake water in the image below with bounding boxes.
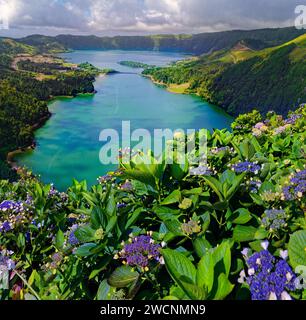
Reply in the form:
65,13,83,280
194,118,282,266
16,50,233,190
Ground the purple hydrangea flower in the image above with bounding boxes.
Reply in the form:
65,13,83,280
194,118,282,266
0,250,15,271
121,181,133,191
282,170,306,200
68,225,80,246
117,234,161,270
117,203,127,209
262,209,287,232
284,114,302,125
0,200,15,212
244,249,297,300
98,175,113,184
232,162,261,174
0,221,13,233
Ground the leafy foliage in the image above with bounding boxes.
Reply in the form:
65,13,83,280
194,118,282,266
0,106,305,300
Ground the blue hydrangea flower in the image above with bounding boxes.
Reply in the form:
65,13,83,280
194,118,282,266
116,233,162,270
284,114,302,125
282,170,306,200
0,221,13,232
121,181,133,191
261,209,287,232
244,244,297,300
68,225,80,246
0,200,15,212
232,162,261,174
0,249,15,271
117,203,127,209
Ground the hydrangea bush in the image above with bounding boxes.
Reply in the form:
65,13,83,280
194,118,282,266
0,106,305,300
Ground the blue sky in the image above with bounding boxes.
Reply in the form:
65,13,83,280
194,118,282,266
0,0,303,37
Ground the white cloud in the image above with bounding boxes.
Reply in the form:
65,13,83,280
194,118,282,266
0,0,302,36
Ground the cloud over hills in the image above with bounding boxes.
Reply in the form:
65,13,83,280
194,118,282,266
0,0,302,37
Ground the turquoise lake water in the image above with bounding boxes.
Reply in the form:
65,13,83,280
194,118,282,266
16,50,233,190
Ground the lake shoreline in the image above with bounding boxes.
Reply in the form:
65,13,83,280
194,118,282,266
6,73,108,170
6,113,52,169
13,50,233,190
143,74,195,95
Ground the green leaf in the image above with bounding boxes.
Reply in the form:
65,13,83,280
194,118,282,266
178,281,207,300
212,273,234,300
212,241,231,277
89,256,113,280
193,236,212,258
74,243,97,257
230,208,252,225
108,266,139,288
75,225,96,243
200,212,211,232
160,190,181,205
224,173,246,201
233,225,257,242
17,233,25,249
106,191,116,216
55,229,65,249
164,219,185,237
126,207,144,229
154,206,180,221
254,227,268,240
123,169,156,188
203,176,223,201
91,207,106,229
97,279,115,300
170,162,189,181
162,249,197,299
288,230,306,269
197,253,214,293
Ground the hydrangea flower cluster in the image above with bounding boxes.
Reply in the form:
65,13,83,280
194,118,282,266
261,209,288,232
189,165,213,176
273,124,290,135
0,249,15,271
48,184,68,203
210,146,232,155
284,114,302,125
246,178,262,193
120,181,133,191
282,169,306,201
0,198,34,233
252,122,269,137
240,242,297,300
115,233,163,271
232,161,261,174
181,219,201,235
67,224,80,246
117,203,127,209
261,190,281,202
98,174,113,184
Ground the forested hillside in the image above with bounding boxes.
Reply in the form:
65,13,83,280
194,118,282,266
17,27,305,55
143,34,306,116
0,40,100,180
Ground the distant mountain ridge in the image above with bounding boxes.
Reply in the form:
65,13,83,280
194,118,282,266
15,27,305,55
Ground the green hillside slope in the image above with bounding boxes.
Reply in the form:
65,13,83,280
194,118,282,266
144,34,306,116
16,27,305,55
